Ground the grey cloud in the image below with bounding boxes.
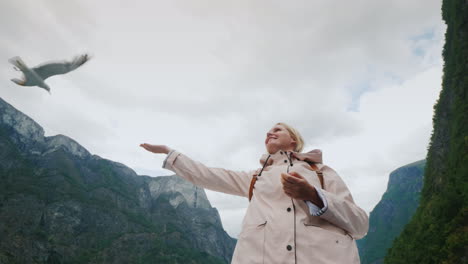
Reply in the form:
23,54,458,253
0,0,444,238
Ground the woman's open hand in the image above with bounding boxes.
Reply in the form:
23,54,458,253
139,143,171,154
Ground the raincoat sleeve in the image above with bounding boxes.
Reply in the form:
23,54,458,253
317,165,369,239
162,149,255,198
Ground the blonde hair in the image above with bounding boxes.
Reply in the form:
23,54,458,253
276,122,305,153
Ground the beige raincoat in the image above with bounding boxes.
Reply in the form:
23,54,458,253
162,148,368,264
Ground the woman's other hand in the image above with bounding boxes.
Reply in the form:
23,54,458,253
139,143,171,154
281,171,324,208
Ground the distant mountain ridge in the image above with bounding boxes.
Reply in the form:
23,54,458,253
0,96,235,263
357,159,425,264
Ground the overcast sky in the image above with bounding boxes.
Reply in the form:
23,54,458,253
0,0,445,238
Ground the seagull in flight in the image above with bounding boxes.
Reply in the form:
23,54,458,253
8,54,90,94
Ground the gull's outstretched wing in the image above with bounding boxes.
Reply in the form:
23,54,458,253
32,54,90,80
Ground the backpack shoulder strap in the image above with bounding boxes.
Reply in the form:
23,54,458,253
248,174,257,202
308,163,325,189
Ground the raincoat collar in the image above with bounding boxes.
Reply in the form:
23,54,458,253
259,149,323,167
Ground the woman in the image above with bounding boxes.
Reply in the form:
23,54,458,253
140,122,369,264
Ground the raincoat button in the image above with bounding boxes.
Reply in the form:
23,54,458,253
287,245,292,251
287,207,291,212
284,160,287,163
280,151,283,155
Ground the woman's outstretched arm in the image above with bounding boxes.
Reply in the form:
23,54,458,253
140,143,255,198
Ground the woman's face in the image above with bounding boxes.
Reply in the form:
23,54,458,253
265,124,296,154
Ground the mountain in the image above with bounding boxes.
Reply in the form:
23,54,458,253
357,160,425,264
384,0,468,263
0,96,236,263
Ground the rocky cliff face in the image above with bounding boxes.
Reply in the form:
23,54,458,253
384,0,468,263
0,97,236,264
357,160,425,264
